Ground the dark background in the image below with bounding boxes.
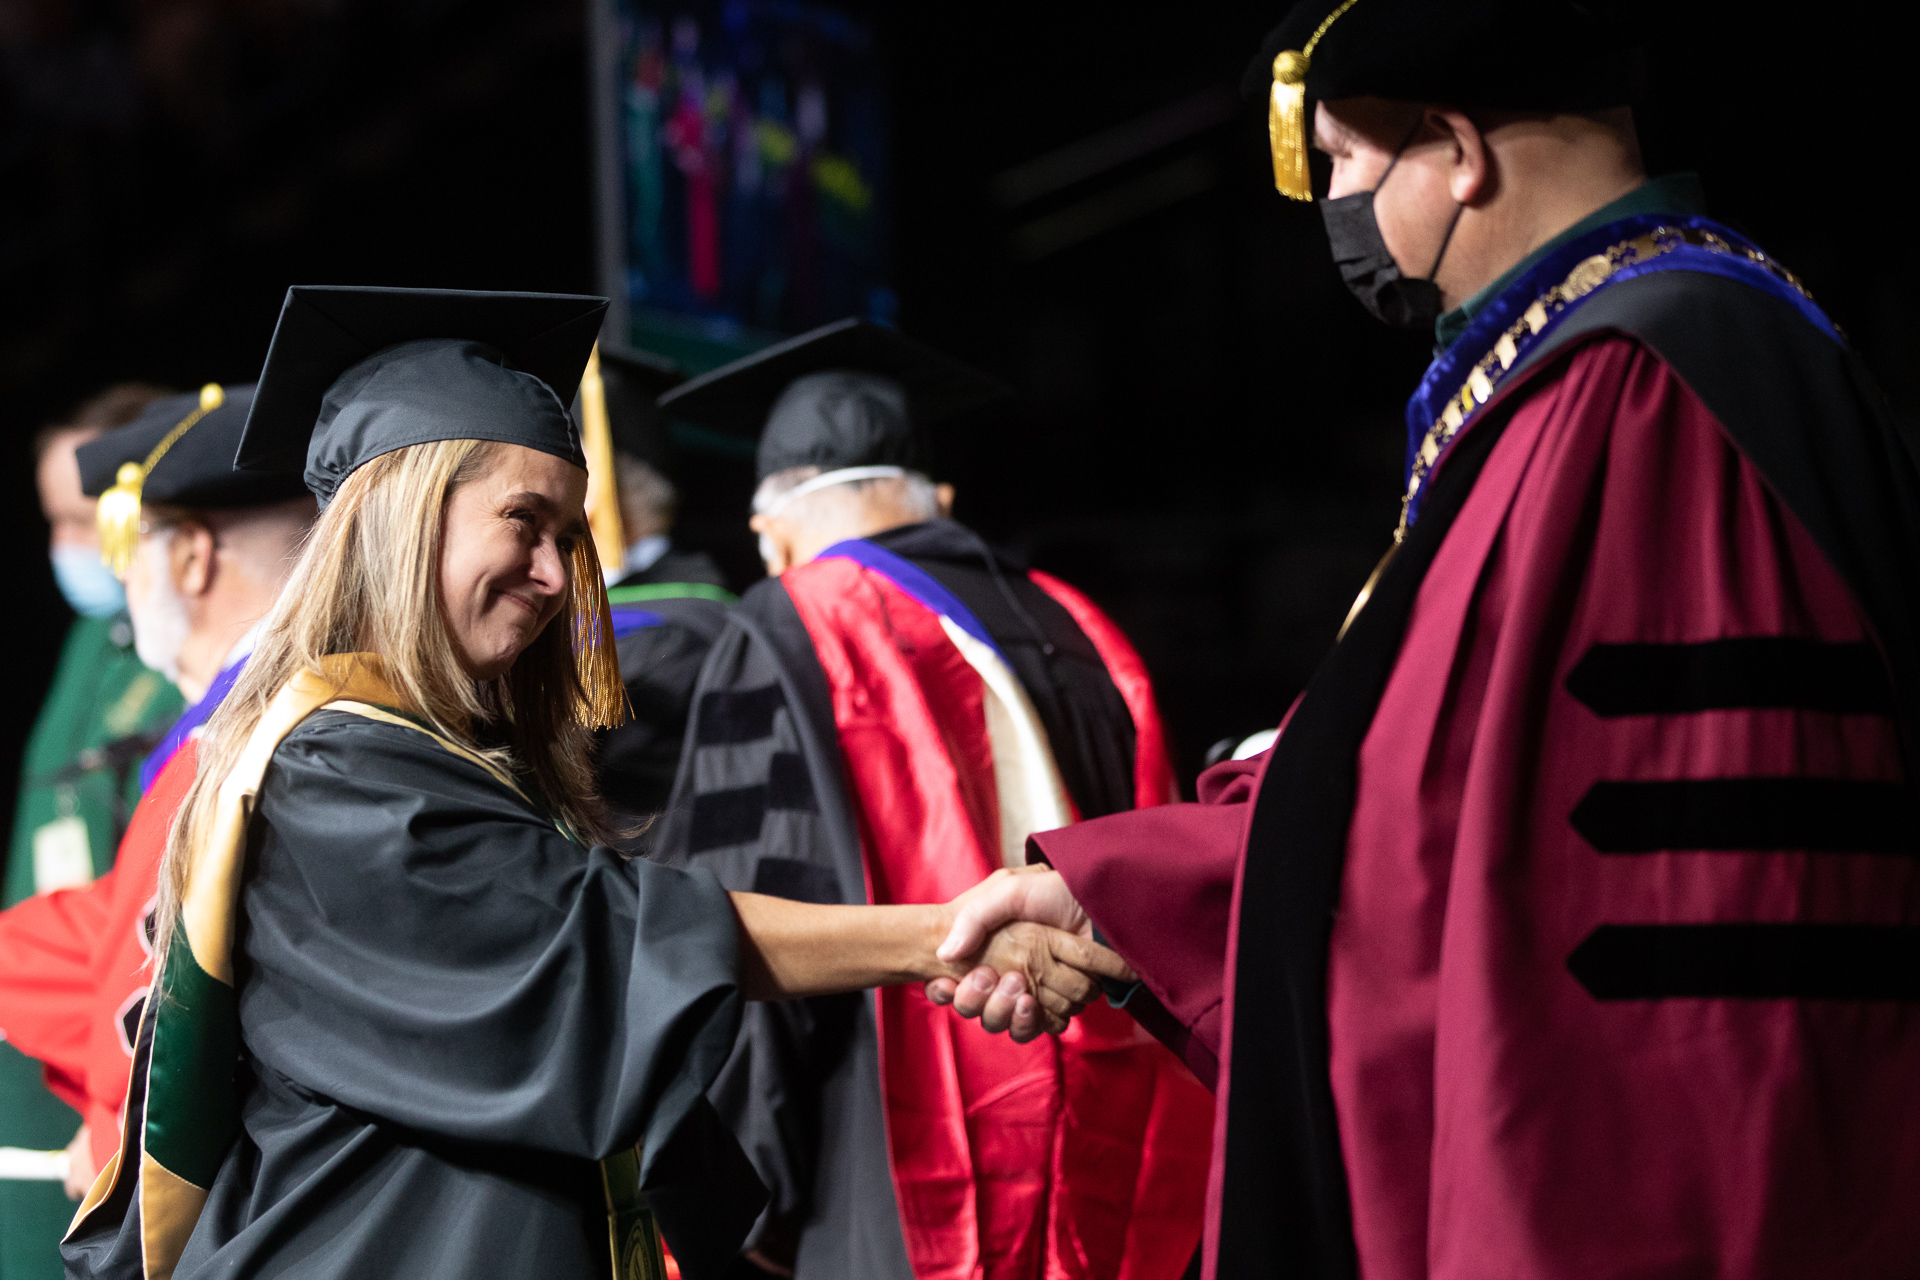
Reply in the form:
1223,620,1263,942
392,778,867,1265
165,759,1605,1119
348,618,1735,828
1,0,1910,826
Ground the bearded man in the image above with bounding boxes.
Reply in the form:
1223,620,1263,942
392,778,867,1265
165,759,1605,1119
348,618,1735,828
939,3,1920,1277
0,386,312,1212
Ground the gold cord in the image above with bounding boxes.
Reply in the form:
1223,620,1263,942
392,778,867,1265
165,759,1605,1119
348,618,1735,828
96,383,224,577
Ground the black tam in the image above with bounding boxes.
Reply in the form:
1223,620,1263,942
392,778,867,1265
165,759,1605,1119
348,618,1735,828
1244,0,1637,112
77,384,308,510
656,318,1009,481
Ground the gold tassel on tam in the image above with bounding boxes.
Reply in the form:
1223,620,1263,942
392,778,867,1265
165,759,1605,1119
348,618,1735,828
578,344,627,571
96,382,225,577
569,535,631,729
1267,0,1363,202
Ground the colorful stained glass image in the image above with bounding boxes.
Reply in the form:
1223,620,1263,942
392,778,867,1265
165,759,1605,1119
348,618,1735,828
609,0,892,348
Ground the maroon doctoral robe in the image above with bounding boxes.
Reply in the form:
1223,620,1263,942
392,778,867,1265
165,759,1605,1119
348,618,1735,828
1033,335,1920,1277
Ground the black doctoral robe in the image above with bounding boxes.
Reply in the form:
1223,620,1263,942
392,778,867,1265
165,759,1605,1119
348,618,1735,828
652,519,1141,1278
599,548,733,825
64,708,765,1280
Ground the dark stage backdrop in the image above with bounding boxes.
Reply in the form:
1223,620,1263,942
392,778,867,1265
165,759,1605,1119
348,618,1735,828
1,1,1911,850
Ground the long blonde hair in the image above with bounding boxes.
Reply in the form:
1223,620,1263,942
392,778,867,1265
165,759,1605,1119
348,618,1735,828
153,438,623,966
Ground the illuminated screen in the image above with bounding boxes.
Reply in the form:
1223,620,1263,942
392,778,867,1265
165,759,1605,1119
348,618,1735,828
602,0,892,355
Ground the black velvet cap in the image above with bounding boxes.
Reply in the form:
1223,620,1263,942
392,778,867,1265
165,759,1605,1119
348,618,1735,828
1242,0,1636,111
655,318,1010,481
77,384,309,509
237,286,608,507
598,345,685,469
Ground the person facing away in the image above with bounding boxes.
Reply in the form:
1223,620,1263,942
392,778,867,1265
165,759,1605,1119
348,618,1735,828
61,286,1128,1280
0,382,313,1216
936,2,1920,1278
0,384,181,1280
652,319,1214,1280
591,347,736,825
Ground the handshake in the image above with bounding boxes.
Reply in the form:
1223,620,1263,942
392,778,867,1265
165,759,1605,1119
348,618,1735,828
926,865,1126,1044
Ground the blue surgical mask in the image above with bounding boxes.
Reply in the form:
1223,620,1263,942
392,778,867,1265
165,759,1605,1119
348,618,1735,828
51,545,127,619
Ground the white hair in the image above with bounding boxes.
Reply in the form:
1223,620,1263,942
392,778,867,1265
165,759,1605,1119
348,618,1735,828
751,465,942,528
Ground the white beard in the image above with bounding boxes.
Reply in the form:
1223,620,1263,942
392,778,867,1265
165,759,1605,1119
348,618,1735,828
129,532,191,689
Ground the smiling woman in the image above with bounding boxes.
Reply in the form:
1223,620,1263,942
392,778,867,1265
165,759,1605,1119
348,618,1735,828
60,287,1129,1280
439,444,591,680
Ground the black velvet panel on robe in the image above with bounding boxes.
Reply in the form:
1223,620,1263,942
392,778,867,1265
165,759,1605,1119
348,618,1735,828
66,710,764,1280
652,521,1142,1279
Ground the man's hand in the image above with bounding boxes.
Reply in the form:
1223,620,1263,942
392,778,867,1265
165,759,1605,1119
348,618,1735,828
938,865,1091,959
64,1123,95,1201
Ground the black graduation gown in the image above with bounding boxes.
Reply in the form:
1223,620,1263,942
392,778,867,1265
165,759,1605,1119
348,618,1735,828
652,519,1139,1279
66,708,764,1280
599,549,733,825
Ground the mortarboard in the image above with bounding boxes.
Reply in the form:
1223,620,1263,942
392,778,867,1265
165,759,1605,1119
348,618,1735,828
656,318,1010,481
79,383,310,575
236,286,608,509
1249,0,1638,200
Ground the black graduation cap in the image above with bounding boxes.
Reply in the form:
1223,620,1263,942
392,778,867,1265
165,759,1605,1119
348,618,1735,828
236,286,608,507
1247,0,1637,199
656,318,1011,480
78,383,313,574
597,345,685,470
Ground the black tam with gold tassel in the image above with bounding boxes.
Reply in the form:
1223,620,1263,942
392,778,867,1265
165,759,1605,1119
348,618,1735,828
77,381,307,572
1243,0,1640,202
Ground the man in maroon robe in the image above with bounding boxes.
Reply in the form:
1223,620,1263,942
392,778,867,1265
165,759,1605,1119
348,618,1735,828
935,3,1920,1277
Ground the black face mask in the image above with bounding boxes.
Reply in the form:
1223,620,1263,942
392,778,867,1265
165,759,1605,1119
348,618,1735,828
1319,124,1464,331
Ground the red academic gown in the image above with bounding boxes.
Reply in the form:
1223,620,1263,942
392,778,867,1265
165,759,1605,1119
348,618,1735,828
1034,332,1920,1276
0,743,195,1175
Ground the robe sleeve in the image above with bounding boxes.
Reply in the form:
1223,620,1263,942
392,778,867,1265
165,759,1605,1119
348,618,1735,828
1028,753,1264,1085
0,869,119,1110
241,712,758,1210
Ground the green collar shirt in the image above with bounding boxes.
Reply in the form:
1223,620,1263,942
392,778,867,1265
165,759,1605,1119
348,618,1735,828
1433,172,1708,351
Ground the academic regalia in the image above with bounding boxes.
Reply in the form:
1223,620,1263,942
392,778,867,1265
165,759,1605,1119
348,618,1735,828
0,744,198,1176
1029,8,1920,1277
1,385,293,1280
591,347,740,823
63,288,765,1280
0,384,284,1170
0,614,179,1280
653,321,1212,1280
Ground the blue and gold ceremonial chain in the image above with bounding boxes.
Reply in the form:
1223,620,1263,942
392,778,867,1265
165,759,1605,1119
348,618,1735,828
1398,224,1818,542
1337,220,1825,642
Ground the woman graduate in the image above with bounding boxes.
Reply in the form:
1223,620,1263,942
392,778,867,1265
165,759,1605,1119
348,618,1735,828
61,286,1123,1280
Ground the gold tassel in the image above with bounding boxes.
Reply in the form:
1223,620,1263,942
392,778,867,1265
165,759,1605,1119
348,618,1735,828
1266,0,1364,203
1269,50,1312,200
96,462,146,578
569,536,631,730
578,345,628,573
96,382,224,578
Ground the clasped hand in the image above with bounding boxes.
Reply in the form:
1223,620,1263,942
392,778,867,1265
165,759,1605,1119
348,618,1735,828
934,866,1121,1044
